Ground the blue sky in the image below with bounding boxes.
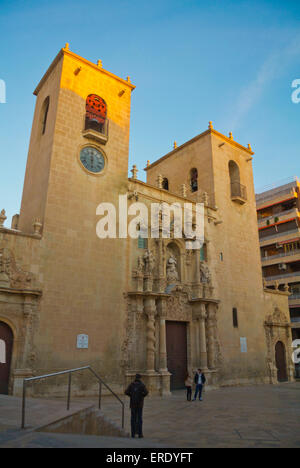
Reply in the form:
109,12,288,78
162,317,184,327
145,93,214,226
0,0,300,224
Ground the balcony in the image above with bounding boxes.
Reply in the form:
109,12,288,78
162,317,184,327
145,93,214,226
261,249,300,265
231,182,247,204
256,178,299,207
264,271,300,283
259,228,300,245
258,208,300,228
82,119,109,145
289,293,300,309
291,316,300,323
290,293,300,300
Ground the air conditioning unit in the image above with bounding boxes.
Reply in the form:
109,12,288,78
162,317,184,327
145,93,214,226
278,263,287,270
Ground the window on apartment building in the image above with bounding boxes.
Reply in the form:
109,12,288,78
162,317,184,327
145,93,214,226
190,168,198,192
233,308,238,328
41,96,50,135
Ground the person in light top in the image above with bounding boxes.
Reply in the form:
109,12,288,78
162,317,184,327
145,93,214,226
184,373,193,401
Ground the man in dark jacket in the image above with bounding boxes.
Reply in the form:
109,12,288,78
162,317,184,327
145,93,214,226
192,368,206,401
125,374,148,438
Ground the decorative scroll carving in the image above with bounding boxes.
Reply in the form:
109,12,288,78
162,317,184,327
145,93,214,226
166,291,190,321
266,307,289,326
0,248,34,289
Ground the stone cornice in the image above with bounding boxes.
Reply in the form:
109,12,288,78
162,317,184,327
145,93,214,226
144,127,253,172
263,288,290,297
0,227,41,240
0,287,42,297
34,47,135,96
127,291,170,299
128,178,217,211
189,298,220,305
264,321,290,329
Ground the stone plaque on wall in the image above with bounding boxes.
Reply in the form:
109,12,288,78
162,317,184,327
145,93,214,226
240,337,247,353
77,334,89,349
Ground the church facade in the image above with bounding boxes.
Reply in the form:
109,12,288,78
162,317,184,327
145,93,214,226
0,46,295,397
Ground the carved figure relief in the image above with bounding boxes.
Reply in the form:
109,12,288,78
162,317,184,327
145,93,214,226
143,249,155,275
0,248,34,289
200,262,211,284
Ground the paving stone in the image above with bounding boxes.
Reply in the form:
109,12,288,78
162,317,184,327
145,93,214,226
0,382,300,448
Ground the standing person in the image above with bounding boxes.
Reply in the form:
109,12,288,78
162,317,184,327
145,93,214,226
193,368,206,401
125,374,148,438
185,373,193,401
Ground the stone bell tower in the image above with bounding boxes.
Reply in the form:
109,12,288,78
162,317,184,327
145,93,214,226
19,44,135,233
17,46,136,387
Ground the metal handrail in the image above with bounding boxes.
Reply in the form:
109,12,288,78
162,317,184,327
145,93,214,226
261,249,300,261
264,271,300,281
289,293,300,300
258,207,299,224
21,365,124,430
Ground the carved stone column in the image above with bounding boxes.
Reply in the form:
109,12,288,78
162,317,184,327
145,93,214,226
194,248,202,298
199,303,208,370
144,298,157,372
157,238,166,293
207,303,217,369
144,274,153,293
158,300,168,372
22,297,34,369
180,252,186,284
157,298,171,395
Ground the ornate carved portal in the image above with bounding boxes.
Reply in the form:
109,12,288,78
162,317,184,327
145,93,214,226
0,247,42,395
125,237,221,395
264,307,295,384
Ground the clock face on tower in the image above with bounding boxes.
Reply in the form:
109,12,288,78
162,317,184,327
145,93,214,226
79,146,105,174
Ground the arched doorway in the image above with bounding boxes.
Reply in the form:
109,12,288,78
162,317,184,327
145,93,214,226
275,341,288,382
0,322,13,394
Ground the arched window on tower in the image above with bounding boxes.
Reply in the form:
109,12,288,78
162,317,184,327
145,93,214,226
190,168,198,193
229,160,247,202
162,178,169,190
85,94,108,135
41,96,50,135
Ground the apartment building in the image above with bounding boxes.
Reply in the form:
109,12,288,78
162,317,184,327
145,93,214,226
256,177,300,376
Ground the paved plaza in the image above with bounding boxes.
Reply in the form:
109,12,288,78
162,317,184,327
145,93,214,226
0,382,299,448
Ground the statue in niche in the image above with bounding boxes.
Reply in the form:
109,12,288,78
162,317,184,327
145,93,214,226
143,249,155,275
167,255,179,283
200,261,211,284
